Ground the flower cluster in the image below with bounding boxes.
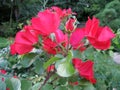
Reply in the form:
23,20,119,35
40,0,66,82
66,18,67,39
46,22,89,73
10,6,115,84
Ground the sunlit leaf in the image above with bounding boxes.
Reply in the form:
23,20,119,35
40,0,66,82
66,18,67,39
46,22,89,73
56,51,75,77
44,56,62,69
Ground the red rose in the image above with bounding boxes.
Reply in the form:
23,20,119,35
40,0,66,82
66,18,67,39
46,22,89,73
55,29,68,45
70,28,85,49
31,10,60,36
85,17,115,50
47,6,76,19
72,58,96,84
65,18,76,32
43,38,57,55
49,6,63,18
10,26,38,55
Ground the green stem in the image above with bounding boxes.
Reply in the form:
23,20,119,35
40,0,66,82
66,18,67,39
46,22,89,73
66,34,71,55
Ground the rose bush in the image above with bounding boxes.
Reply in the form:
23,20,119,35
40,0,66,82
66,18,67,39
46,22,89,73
1,6,116,90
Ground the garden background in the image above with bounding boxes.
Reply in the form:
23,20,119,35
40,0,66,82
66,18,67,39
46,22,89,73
0,0,120,90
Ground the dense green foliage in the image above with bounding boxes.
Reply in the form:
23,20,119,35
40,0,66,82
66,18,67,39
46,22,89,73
0,43,120,90
112,29,120,52
95,0,120,30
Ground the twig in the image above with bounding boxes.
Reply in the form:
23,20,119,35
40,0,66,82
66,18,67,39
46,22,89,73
38,72,54,90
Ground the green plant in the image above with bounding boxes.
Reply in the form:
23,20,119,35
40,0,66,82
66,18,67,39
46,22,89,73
95,0,120,30
112,29,120,52
0,37,12,48
0,5,117,90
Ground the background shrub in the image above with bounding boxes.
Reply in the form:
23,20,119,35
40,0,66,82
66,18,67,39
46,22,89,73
95,0,120,31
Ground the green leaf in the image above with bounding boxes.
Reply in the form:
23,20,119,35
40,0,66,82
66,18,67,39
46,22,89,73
58,78,67,85
5,78,14,90
83,47,94,60
72,50,83,59
11,78,21,90
31,83,40,90
20,53,38,68
0,79,6,90
67,51,73,61
56,51,75,77
41,84,53,90
80,81,96,90
0,37,9,48
21,79,32,90
6,78,21,90
95,79,107,90
55,86,67,90
44,56,61,69
34,59,44,74
73,86,82,90
0,57,8,68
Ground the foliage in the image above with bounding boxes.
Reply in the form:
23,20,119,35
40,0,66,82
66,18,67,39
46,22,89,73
0,6,116,90
112,29,120,52
0,1,119,90
0,37,12,49
1,46,120,90
0,0,45,37
0,22,18,37
95,0,120,30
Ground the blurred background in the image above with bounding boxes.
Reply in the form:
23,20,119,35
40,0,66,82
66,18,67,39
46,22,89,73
0,0,120,90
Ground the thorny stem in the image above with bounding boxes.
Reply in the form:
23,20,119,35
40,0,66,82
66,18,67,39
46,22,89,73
38,72,54,90
50,77,58,84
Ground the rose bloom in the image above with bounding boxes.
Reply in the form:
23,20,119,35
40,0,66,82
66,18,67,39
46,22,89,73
84,17,115,50
10,25,38,55
72,58,96,84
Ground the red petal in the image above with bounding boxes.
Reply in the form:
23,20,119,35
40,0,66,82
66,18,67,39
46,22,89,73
55,29,68,44
72,58,82,69
85,17,99,37
10,44,17,55
15,30,38,45
97,26,115,41
51,6,63,18
12,43,33,55
88,37,111,50
72,58,96,84
31,10,60,35
70,28,85,48
43,38,57,54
